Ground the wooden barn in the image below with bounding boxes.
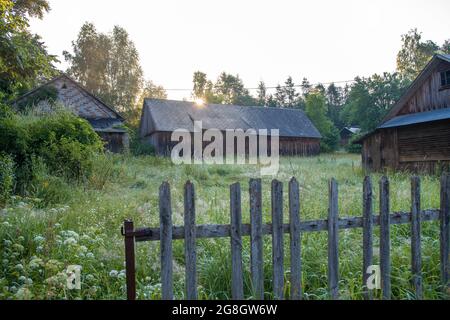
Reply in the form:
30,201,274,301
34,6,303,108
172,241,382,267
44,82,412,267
355,54,450,173
340,126,361,146
14,74,129,153
139,99,322,156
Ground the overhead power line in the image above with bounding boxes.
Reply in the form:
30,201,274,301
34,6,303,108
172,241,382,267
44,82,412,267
163,79,357,92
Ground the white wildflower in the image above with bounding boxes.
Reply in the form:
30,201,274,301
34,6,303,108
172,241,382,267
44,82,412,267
109,270,119,278
33,236,45,243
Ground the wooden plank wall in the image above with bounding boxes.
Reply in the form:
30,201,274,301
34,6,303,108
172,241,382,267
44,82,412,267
147,132,321,157
398,61,450,116
361,120,450,173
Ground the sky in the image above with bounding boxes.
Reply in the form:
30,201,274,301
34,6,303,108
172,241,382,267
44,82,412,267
29,0,450,100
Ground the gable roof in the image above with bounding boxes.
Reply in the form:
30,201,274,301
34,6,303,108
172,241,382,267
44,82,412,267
141,99,322,139
340,127,361,135
354,107,450,144
379,107,450,129
14,73,124,121
382,54,450,122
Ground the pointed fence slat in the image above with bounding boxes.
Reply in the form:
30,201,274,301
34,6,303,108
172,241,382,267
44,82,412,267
230,183,244,300
380,177,391,300
411,176,423,299
184,182,197,300
328,178,339,300
272,180,284,300
123,220,136,301
289,178,302,300
440,174,450,291
159,182,173,300
362,176,373,300
250,179,264,300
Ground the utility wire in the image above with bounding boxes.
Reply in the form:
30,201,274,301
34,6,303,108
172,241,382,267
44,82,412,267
163,79,357,92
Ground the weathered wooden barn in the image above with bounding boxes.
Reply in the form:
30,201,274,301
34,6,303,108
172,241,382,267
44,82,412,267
356,54,450,173
340,126,361,146
139,99,322,156
14,74,129,153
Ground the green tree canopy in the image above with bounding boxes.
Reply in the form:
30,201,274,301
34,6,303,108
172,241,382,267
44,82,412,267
64,23,145,118
305,90,339,152
340,73,409,132
0,0,57,101
397,28,450,80
191,71,255,105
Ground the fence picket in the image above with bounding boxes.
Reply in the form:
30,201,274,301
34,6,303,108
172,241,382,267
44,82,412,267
121,176,445,301
440,174,450,291
380,176,391,300
328,178,339,300
123,220,136,301
289,178,302,300
230,183,244,300
159,182,173,300
272,180,284,300
362,176,373,300
184,181,197,300
250,179,264,300
411,176,423,299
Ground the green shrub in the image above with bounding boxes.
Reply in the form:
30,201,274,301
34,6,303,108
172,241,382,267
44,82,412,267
0,116,31,190
0,153,14,206
29,112,104,179
15,86,58,111
0,103,14,119
129,129,155,156
0,110,104,191
87,153,123,190
28,158,71,207
346,134,363,154
321,125,340,153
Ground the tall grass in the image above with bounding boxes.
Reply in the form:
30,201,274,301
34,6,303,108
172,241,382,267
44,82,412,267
0,153,446,300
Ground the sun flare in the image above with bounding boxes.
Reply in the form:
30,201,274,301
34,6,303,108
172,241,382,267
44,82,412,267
195,98,205,107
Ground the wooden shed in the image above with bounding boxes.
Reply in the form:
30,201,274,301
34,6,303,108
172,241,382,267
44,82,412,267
139,99,322,156
14,74,129,153
340,126,361,146
355,54,450,173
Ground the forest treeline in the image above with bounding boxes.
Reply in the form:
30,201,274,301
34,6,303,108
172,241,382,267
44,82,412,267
1,0,450,152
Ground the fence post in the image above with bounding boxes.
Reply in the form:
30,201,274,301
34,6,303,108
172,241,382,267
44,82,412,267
380,176,391,300
272,180,284,300
289,178,302,300
362,176,373,300
250,179,264,300
184,181,197,300
440,174,450,292
230,183,244,300
160,182,173,300
411,176,423,299
328,178,339,300
123,220,136,301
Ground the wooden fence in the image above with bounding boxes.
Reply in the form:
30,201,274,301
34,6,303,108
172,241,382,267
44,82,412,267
121,174,450,300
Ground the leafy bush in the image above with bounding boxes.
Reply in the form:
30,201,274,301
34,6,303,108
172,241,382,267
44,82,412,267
0,153,14,206
0,110,104,191
27,158,71,207
0,103,14,119
321,126,340,153
15,86,58,111
129,129,155,156
346,134,363,154
87,153,124,190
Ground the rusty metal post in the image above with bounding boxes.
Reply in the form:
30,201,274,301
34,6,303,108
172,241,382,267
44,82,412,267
123,220,136,300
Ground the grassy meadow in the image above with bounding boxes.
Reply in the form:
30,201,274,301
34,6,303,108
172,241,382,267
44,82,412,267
0,153,447,300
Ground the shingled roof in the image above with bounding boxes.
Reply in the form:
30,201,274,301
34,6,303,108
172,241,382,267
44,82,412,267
140,99,322,139
13,74,126,132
